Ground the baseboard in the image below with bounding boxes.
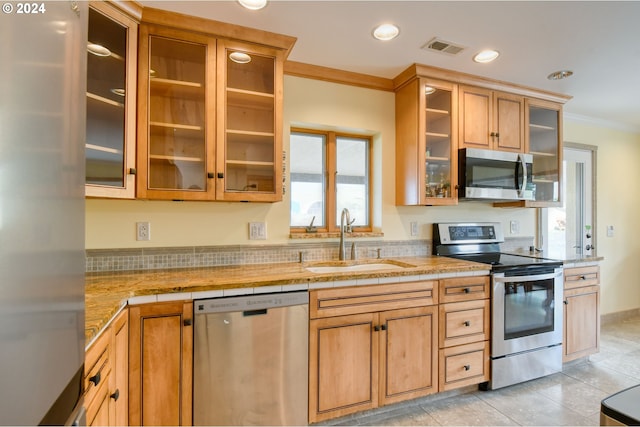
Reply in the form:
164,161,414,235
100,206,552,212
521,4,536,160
601,308,640,326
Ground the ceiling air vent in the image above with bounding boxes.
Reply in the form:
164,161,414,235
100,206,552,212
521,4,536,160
422,37,466,56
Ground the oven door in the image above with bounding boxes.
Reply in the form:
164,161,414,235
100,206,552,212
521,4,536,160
492,267,563,357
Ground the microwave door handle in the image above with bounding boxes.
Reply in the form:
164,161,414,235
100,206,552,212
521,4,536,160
517,154,527,197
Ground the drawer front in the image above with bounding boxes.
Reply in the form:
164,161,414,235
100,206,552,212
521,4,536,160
439,276,490,303
84,330,111,411
439,341,489,391
564,266,599,289
439,299,490,348
310,281,437,319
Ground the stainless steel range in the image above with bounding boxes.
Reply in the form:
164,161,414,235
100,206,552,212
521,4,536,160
434,222,564,389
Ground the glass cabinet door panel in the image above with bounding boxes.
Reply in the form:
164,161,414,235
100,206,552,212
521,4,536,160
86,7,127,189
528,104,560,203
148,36,207,191
424,85,453,200
224,48,276,194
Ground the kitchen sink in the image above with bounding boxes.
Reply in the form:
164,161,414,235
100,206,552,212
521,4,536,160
305,260,415,274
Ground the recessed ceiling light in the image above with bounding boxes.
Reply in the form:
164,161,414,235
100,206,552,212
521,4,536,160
229,52,252,64
473,49,500,63
372,24,400,41
238,0,267,10
110,88,125,97
547,70,574,80
425,86,436,95
87,43,111,57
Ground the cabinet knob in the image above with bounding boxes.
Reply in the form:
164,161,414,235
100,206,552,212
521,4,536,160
129,168,137,175
110,389,120,401
463,320,471,327
89,371,101,386
184,318,192,326
217,172,224,179
207,172,214,179
464,365,471,371
463,287,471,294
381,324,387,331
563,300,568,305
374,325,380,332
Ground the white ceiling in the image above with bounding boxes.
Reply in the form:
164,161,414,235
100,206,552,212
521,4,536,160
141,1,640,132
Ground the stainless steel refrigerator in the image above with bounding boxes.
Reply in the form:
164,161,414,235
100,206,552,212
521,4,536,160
0,2,87,425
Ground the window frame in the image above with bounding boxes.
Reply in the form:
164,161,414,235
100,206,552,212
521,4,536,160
290,127,373,234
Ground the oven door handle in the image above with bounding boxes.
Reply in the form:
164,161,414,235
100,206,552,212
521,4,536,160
493,270,562,283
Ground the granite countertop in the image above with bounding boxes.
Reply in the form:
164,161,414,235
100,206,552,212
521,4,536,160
85,255,489,346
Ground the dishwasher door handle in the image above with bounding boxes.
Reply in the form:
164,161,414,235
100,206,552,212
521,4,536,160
243,309,268,317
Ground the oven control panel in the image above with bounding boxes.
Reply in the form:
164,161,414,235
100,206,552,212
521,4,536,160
434,222,505,245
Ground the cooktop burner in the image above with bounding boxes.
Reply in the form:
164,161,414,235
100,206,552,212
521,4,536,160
445,252,563,271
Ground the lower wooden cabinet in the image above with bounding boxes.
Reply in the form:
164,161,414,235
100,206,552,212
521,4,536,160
563,266,600,362
129,301,193,426
84,308,128,427
308,282,438,423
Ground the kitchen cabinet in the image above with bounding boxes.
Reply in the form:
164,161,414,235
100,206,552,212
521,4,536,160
563,265,600,362
459,86,525,152
137,12,287,202
438,276,491,391
84,308,128,427
526,98,563,206
395,75,458,205
309,281,438,423
129,301,193,426
86,1,139,198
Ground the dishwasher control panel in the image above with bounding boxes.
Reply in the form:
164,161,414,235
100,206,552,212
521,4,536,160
195,291,309,314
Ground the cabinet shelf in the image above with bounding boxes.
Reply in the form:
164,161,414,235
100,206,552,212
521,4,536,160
426,156,450,162
150,121,203,132
426,108,450,115
530,150,557,157
226,160,274,167
150,77,204,98
86,143,123,155
530,123,556,131
426,132,450,139
87,92,124,108
227,129,274,138
150,154,203,162
227,87,274,109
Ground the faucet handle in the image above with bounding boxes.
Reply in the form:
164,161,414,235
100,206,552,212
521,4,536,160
346,217,356,233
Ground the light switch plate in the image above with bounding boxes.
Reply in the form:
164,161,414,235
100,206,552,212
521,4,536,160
607,225,614,237
410,221,418,236
249,222,267,240
510,220,520,235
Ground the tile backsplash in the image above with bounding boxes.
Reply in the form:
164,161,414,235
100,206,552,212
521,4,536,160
86,237,533,273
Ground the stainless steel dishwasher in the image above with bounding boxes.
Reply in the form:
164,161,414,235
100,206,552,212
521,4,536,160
193,292,309,426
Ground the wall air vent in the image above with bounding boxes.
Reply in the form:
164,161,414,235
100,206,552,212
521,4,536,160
422,37,466,56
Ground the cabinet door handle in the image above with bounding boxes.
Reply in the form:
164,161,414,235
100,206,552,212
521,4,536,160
374,325,380,332
381,324,387,331
110,389,120,401
563,300,568,305
129,168,137,175
464,365,471,371
463,320,471,327
184,318,192,326
207,172,214,179
217,172,224,179
89,371,101,386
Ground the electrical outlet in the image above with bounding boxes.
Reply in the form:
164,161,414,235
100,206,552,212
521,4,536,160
607,225,614,237
410,221,418,237
136,222,150,241
249,222,267,240
510,220,520,235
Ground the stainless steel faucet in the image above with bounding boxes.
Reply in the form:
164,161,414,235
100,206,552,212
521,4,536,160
339,208,352,260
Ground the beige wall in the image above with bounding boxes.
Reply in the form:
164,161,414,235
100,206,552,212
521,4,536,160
86,76,639,314
563,119,640,315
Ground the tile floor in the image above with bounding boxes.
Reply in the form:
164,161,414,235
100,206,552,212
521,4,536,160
325,315,640,426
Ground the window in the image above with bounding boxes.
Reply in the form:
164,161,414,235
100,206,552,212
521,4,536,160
290,129,371,233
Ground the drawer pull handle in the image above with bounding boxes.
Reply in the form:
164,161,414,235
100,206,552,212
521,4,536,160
110,389,120,401
464,365,471,371
463,321,471,327
89,372,101,386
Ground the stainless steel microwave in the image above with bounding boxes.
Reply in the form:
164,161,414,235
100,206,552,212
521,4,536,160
458,148,534,201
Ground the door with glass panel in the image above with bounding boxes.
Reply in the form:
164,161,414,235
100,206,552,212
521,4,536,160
540,146,594,258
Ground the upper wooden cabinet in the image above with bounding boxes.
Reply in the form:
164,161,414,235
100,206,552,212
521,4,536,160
459,86,525,152
395,76,458,206
136,9,292,202
526,98,563,206
85,2,139,198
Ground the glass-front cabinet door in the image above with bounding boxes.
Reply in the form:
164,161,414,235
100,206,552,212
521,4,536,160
86,2,137,198
137,25,216,200
526,99,562,207
423,79,457,205
395,76,457,206
217,40,283,202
